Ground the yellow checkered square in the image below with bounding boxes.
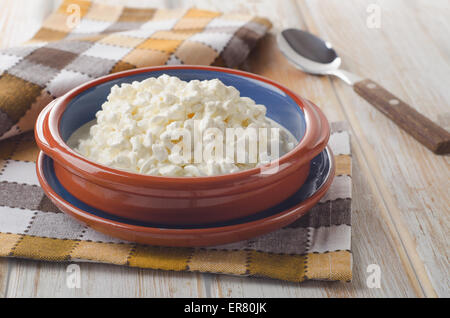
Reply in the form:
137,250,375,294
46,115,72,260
128,245,192,271
151,30,196,41
122,49,169,67
184,9,221,19
0,233,22,256
306,251,352,281
99,34,144,48
12,236,77,261
188,249,248,274
31,27,68,43
10,139,39,163
57,0,91,17
248,251,307,282
335,155,351,176
71,241,133,265
43,13,72,33
137,38,183,53
84,2,123,22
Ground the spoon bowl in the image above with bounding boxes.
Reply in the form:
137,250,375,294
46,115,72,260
278,29,341,75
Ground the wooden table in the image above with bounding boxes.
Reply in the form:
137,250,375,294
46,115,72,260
0,0,448,298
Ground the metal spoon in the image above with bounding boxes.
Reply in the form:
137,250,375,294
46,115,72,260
277,28,450,154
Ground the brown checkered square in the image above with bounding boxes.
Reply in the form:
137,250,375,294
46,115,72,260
0,109,14,137
0,182,44,210
0,73,42,121
7,59,59,87
66,55,116,78
38,195,61,213
103,21,142,33
31,27,68,42
46,40,94,54
175,41,218,65
220,36,250,68
121,49,169,68
17,90,54,133
234,25,261,49
118,7,156,22
27,47,78,69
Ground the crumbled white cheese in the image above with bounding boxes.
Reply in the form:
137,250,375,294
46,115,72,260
75,75,296,176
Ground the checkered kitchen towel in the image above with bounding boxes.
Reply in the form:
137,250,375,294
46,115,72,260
0,122,352,283
0,0,272,140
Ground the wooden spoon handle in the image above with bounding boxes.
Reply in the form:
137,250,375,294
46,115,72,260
354,79,450,154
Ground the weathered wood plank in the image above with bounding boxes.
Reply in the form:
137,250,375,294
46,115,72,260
5,259,205,297
0,258,10,298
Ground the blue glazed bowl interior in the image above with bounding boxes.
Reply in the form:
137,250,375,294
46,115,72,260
60,68,307,143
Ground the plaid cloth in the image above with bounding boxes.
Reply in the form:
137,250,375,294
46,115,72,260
0,0,272,141
0,122,352,283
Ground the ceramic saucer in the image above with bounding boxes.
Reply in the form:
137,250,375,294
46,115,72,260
36,147,334,247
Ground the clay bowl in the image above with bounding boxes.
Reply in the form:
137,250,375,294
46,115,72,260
35,65,330,225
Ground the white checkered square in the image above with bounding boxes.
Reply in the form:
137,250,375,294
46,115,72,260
319,175,352,202
166,54,182,65
0,206,35,234
47,69,92,97
81,226,130,244
27,211,86,239
308,225,351,253
140,18,178,31
83,43,133,60
118,28,156,39
73,18,111,34
0,54,21,75
188,32,234,52
2,44,45,58
0,161,39,186
7,60,59,87
329,131,351,155
206,18,249,28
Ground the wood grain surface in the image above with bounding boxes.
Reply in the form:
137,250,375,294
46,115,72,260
0,0,448,298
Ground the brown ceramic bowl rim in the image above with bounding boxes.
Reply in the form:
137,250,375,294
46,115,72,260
36,65,330,186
